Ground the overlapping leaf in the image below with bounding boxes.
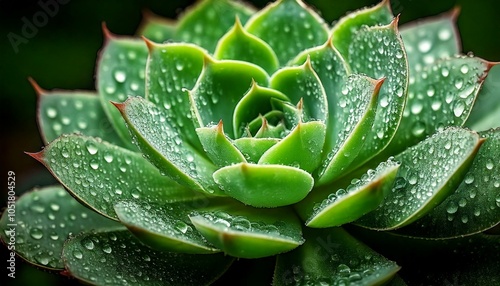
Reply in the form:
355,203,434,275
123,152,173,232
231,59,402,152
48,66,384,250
356,128,482,230
35,86,123,147
0,186,119,270
63,229,234,285
97,33,149,149
29,135,201,220
274,228,400,285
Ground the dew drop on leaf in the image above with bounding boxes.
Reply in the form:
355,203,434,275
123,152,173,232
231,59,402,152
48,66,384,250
30,228,43,240
114,70,127,83
46,107,57,118
73,250,83,259
418,40,432,53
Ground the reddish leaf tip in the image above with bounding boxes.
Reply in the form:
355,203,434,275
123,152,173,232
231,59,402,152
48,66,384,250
217,120,224,132
391,14,401,29
373,77,386,91
111,101,126,113
25,150,45,163
101,22,115,40
28,77,47,96
448,5,461,21
142,36,157,52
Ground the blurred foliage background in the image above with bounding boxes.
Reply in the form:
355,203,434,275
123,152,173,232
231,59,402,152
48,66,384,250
0,0,499,285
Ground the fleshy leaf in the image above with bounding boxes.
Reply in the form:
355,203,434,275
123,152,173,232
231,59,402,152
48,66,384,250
189,58,269,138
316,75,383,185
35,85,123,147
331,0,393,59
189,205,304,258
62,229,234,285
394,129,500,238
137,12,176,43
174,0,255,53
196,121,247,168
274,227,400,285
270,98,305,129
466,64,500,131
299,158,400,228
291,41,349,152
245,0,329,65
233,83,289,138
247,110,284,135
258,121,326,173
145,42,207,150
233,137,279,163
115,97,222,195
254,119,286,138
114,199,222,254
29,134,200,220
213,163,314,207
214,17,279,74
400,9,461,74
347,19,409,169
389,56,493,152
270,58,328,123
356,128,483,230
0,186,119,270
97,33,149,149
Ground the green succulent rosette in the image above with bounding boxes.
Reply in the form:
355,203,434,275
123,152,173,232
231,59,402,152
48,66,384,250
3,0,500,285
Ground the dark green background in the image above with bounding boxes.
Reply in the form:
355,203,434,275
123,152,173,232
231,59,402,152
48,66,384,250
0,0,499,285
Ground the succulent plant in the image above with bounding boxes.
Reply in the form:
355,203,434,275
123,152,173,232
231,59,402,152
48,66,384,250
2,0,500,284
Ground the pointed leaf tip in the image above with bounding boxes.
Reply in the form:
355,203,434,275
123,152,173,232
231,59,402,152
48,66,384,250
110,101,126,113
25,150,44,163
142,36,157,52
28,77,47,96
449,5,461,21
390,14,401,30
372,77,386,91
101,22,115,40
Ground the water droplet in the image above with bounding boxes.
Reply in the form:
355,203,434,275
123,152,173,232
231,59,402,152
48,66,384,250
418,40,432,53
73,250,83,259
175,62,184,71
82,238,95,250
453,101,465,117
50,233,59,241
46,107,57,118
458,198,467,207
461,215,469,223
174,221,189,234
454,78,463,89
464,174,474,184
337,264,351,275
61,148,70,158
30,228,43,240
411,102,423,114
441,67,450,77
50,203,60,211
86,142,98,155
438,28,451,41
486,159,494,170
90,160,99,170
102,245,112,254
431,99,442,111
114,70,127,83
411,121,426,137
460,65,469,74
